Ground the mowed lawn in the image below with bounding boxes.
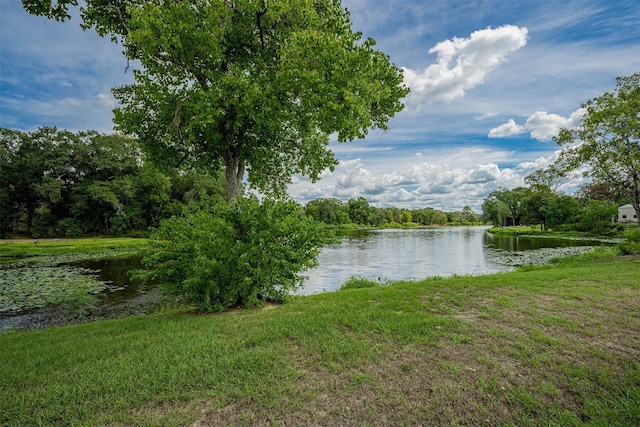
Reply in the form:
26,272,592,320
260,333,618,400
1,252,639,426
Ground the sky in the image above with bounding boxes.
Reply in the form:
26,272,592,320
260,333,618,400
1,0,639,212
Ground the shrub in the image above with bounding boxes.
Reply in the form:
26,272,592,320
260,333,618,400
617,228,640,255
340,276,383,290
135,196,334,312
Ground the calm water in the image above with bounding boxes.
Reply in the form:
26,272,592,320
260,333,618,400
74,256,150,305
0,228,608,331
299,227,604,295
301,227,504,294
77,227,607,298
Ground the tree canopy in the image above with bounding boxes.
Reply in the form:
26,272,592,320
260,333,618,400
110,0,408,200
556,73,640,228
0,127,226,238
24,0,408,201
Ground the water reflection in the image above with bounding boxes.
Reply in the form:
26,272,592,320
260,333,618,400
483,233,603,251
73,256,148,304
301,226,509,295
74,228,607,299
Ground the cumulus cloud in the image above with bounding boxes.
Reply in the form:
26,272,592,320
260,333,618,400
487,118,526,138
287,148,592,212
489,108,585,141
402,25,528,110
96,92,116,109
524,109,585,140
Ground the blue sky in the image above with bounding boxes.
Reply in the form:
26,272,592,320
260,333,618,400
1,0,639,211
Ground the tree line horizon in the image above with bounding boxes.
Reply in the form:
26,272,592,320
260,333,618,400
0,125,481,238
0,124,633,239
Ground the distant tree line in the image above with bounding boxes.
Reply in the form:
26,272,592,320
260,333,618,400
1,127,483,238
0,127,225,238
8,125,631,239
304,196,480,227
482,73,640,234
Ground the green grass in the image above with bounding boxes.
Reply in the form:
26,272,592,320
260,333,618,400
0,237,148,259
487,225,629,240
1,253,639,425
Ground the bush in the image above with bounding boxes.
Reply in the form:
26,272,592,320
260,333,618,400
340,276,384,290
617,228,640,255
135,196,334,312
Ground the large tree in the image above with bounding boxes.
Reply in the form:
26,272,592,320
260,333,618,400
24,0,408,200
109,0,408,200
556,73,640,228
482,187,527,227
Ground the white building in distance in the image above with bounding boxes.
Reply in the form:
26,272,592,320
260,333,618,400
618,204,637,223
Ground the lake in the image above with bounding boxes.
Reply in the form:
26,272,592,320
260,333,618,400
0,227,607,330
80,227,605,297
300,226,603,294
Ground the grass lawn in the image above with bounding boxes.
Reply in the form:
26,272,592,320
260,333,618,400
1,251,639,426
0,237,148,260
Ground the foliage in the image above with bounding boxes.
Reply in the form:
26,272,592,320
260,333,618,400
521,188,579,231
411,207,448,225
108,0,408,200
572,199,618,235
524,165,568,192
136,196,334,312
556,73,640,228
304,198,351,225
0,127,227,238
482,187,527,226
617,228,640,255
339,276,383,290
22,0,134,37
303,198,449,228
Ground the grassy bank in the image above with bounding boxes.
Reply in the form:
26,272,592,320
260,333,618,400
0,237,148,260
1,252,639,426
487,225,629,241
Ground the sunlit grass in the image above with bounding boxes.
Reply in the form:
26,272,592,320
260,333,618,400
0,237,148,259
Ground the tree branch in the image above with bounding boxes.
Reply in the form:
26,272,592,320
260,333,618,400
256,8,267,50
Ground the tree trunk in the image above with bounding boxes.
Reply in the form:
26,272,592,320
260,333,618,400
224,151,245,201
634,176,640,229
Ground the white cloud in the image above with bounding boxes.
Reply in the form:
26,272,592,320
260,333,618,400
487,118,526,138
402,25,528,110
287,145,597,212
524,109,585,141
475,112,498,120
488,108,585,141
96,93,116,109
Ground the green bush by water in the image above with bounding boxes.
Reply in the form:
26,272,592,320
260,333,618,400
135,197,334,312
617,228,640,254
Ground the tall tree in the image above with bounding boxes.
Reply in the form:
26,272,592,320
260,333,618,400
483,187,527,227
556,73,640,228
0,129,21,237
24,0,408,200
347,197,373,225
305,198,350,225
110,0,408,200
